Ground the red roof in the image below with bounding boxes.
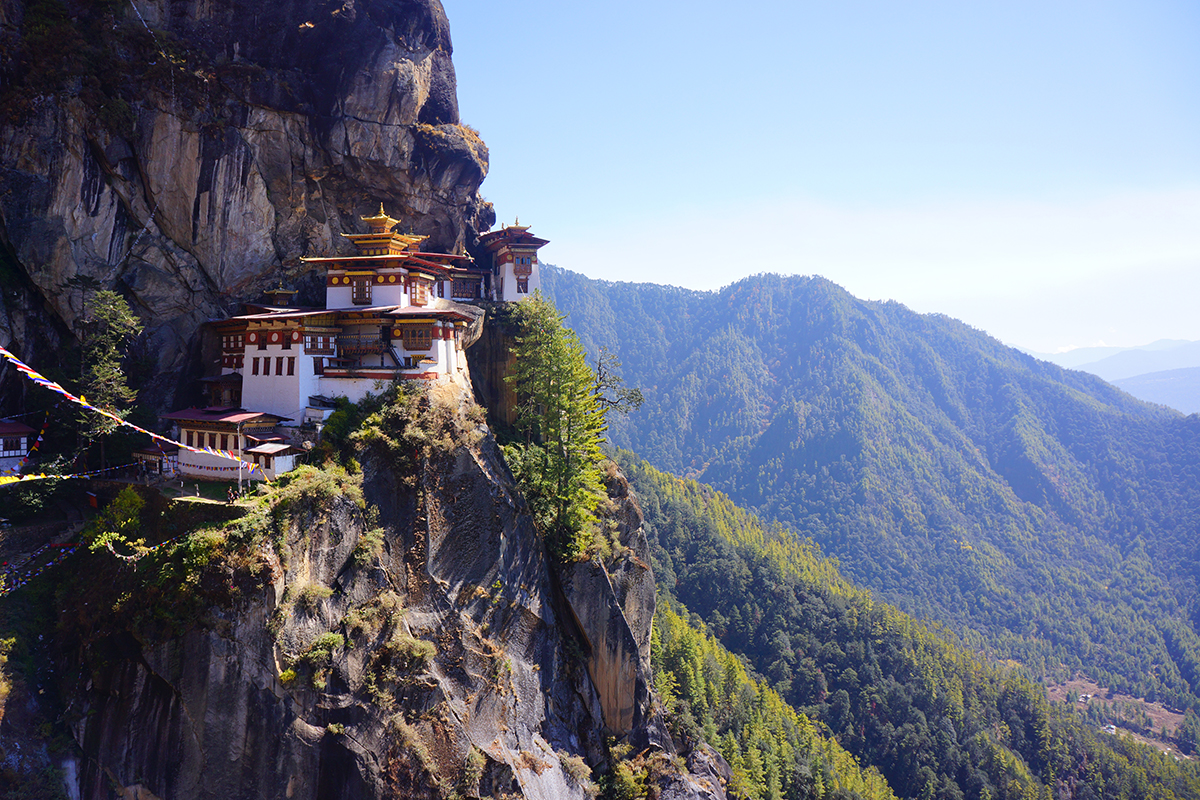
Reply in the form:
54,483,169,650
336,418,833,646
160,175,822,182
478,225,549,251
160,407,290,424
0,421,36,436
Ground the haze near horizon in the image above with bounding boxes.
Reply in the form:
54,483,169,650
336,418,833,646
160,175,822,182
445,0,1200,354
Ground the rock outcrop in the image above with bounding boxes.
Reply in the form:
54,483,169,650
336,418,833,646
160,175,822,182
0,0,493,408
16,387,724,799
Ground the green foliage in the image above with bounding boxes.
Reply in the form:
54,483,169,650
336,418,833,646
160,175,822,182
295,583,333,614
546,267,1200,713
654,599,897,800
627,453,1200,800
78,288,141,412
503,293,608,562
83,486,145,554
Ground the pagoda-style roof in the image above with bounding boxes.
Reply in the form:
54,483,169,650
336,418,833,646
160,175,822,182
478,223,549,252
358,204,406,235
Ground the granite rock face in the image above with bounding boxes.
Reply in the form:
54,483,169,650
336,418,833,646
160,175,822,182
42,390,725,799
0,0,493,408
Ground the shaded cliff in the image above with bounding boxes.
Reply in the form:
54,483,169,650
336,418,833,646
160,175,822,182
0,0,493,408
0,385,723,799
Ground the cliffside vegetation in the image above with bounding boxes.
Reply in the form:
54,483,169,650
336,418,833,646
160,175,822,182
502,294,608,562
545,267,1200,712
624,452,1200,800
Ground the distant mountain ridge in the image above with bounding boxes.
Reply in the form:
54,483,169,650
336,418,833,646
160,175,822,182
1022,339,1195,371
543,266,1200,709
1114,367,1200,414
1021,339,1200,411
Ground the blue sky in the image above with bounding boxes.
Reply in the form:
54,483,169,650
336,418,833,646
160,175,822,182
444,0,1200,352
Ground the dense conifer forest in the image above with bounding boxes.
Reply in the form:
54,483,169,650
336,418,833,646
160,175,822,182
544,268,1200,712
630,453,1200,799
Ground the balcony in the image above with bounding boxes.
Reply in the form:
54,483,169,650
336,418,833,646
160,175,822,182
337,332,385,354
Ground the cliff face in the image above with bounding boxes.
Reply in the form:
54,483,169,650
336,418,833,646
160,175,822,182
19,387,722,800
0,0,493,407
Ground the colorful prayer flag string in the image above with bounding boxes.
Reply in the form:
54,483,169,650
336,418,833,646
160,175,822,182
0,461,141,487
0,344,260,474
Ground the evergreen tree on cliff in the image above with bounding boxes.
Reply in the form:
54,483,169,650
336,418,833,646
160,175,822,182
504,294,606,561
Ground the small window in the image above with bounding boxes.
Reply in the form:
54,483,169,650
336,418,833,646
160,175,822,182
287,357,295,376
352,277,372,305
282,334,291,350
276,356,284,375
438,281,445,298
208,432,217,449
314,357,324,376
517,278,529,294
252,357,259,375
2,437,19,452
186,430,194,447
235,355,244,370
257,335,267,351
220,434,228,450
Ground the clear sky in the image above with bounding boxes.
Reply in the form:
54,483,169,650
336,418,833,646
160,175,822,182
444,0,1200,353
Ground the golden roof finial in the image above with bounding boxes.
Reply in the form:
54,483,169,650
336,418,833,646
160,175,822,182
378,202,386,216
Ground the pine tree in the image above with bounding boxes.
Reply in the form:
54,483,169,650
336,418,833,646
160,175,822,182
504,294,606,561
78,289,142,466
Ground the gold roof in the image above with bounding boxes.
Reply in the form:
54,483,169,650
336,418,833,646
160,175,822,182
361,203,401,234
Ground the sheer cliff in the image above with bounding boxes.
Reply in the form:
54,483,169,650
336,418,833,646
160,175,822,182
0,0,493,408
0,385,727,799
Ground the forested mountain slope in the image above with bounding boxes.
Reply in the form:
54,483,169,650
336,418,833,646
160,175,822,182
631,453,1200,800
544,268,1200,709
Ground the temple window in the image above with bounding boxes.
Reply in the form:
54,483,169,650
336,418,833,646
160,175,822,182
252,358,260,376
402,327,433,351
352,277,372,305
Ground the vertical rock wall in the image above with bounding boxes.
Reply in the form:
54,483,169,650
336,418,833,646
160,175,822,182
0,0,494,408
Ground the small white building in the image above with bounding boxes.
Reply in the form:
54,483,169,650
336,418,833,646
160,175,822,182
478,223,549,302
131,443,179,476
0,421,35,474
160,408,290,481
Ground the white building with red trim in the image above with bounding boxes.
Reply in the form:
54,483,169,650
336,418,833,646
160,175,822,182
158,209,548,479
205,207,485,424
160,408,298,481
478,223,549,302
0,420,36,474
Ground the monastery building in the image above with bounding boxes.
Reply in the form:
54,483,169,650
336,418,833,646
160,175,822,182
160,210,546,480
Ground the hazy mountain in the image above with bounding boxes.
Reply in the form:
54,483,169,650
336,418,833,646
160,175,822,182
1072,340,1200,382
1115,367,1200,415
1022,339,1194,370
544,266,1200,709
1025,339,1200,382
